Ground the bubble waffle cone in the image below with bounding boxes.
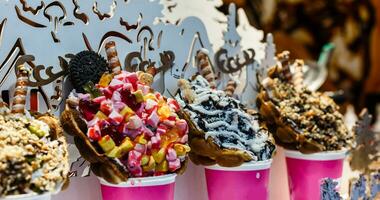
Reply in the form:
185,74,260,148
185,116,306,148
61,104,128,183
177,76,275,167
256,90,324,153
61,69,190,184
177,110,254,167
256,53,353,153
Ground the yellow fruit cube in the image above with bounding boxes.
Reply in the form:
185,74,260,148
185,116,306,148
98,135,116,153
156,160,168,172
173,144,191,157
95,111,108,120
134,134,147,144
134,90,144,103
141,155,150,166
152,148,166,163
106,147,123,158
142,156,156,172
158,105,171,119
119,138,134,154
120,106,134,116
144,93,157,101
98,73,113,87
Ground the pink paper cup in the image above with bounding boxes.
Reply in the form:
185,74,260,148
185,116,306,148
285,149,347,200
99,174,176,200
205,160,272,200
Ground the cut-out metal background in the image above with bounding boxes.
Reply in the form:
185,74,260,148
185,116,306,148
0,0,215,115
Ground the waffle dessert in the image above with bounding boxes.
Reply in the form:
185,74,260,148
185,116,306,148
61,42,190,184
0,66,69,197
177,75,275,167
256,52,353,153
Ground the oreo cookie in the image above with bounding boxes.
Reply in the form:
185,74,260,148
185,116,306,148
68,51,109,93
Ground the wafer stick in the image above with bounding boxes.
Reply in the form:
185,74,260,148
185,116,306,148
277,51,292,81
11,64,30,114
196,48,216,89
224,80,237,97
105,41,122,74
292,59,305,91
0,97,9,114
178,79,195,103
0,97,7,108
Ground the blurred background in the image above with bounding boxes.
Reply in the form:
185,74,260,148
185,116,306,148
221,0,380,123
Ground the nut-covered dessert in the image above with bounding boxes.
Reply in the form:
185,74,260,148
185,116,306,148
0,65,69,197
0,111,69,196
177,75,275,167
257,52,353,153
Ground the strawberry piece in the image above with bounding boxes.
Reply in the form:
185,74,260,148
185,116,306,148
163,119,175,128
111,90,121,102
147,110,160,128
151,135,161,149
176,119,188,136
128,150,143,176
79,99,99,121
113,102,126,112
166,148,177,161
87,127,101,141
142,126,154,137
102,88,113,99
156,124,168,135
93,96,106,104
154,92,162,100
145,99,158,111
180,134,188,143
109,110,123,125
168,158,180,172
87,118,99,129
167,98,180,112
114,72,128,81
134,143,146,153
122,83,133,91
109,79,124,91
122,124,141,139
126,115,143,129
120,89,141,111
100,100,113,115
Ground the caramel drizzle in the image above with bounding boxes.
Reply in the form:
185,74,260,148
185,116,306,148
11,64,29,114
196,49,216,89
105,41,122,74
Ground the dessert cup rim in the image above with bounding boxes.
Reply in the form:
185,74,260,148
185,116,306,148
284,149,348,161
204,159,273,171
0,192,51,200
98,173,177,187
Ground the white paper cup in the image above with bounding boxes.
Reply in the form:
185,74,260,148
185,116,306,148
0,193,51,200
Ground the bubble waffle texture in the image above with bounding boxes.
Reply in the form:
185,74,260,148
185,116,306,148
61,71,190,184
257,66,353,153
177,75,275,167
